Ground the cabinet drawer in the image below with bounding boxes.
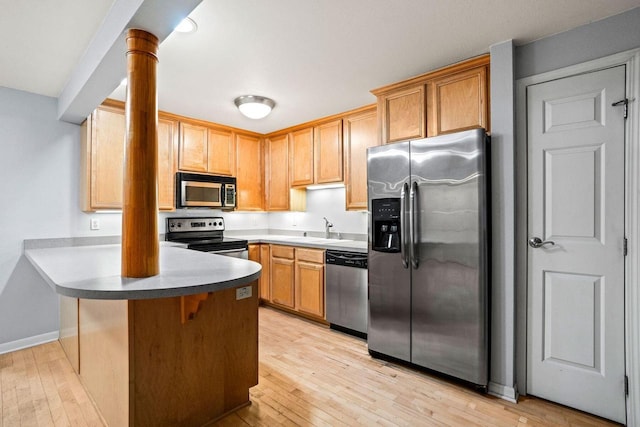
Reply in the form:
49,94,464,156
295,248,324,264
271,245,294,259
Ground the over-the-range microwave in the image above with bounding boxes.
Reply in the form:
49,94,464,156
175,172,236,210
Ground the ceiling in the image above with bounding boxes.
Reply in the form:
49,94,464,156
2,1,640,134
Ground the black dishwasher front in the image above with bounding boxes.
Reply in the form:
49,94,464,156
325,250,368,338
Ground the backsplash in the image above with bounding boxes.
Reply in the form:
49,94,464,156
78,187,368,237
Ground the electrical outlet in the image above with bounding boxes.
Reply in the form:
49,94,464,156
236,286,252,300
90,218,100,230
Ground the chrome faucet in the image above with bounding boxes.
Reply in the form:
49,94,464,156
323,217,333,239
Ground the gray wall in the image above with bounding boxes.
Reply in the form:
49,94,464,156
0,88,81,346
516,7,640,79
489,40,517,399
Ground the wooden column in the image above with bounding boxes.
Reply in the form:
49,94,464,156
121,29,160,277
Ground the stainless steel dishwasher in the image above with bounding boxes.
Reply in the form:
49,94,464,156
325,250,368,337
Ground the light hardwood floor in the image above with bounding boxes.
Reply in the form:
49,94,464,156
1,307,619,426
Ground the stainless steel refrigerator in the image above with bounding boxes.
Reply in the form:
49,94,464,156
367,128,489,387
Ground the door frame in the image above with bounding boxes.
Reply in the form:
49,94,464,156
515,48,640,424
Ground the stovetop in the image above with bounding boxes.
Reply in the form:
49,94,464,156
165,217,248,252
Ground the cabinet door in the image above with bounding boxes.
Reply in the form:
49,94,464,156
90,106,125,209
207,127,236,176
178,122,208,172
158,118,178,210
427,65,488,136
343,108,377,210
236,133,263,210
270,256,295,309
380,84,425,144
265,134,290,211
314,119,343,184
259,244,271,301
295,260,325,318
290,127,314,187
248,244,261,296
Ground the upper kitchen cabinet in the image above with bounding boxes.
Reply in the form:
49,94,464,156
81,101,177,211
236,133,264,210
287,119,343,188
314,119,343,184
372,54,490,144
207,127,236,176
178,122,208,172
265,134,290,211
343,106,378,210
426,65,489,136
82,104,125,210
178,121,236,176
289,127,314,187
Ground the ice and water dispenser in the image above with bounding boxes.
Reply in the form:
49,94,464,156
372,198,401,252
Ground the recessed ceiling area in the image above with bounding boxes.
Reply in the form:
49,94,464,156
2,0,639,133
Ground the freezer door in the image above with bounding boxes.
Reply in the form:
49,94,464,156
409,129,489,386
367,141,411,361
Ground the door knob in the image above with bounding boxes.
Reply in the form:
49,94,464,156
528,237,555,248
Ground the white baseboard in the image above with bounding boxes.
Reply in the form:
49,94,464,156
0,331,59,355
488,381,519,403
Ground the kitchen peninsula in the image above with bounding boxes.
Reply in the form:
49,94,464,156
25,243,262,426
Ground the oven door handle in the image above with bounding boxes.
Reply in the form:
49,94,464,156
207,248,248,255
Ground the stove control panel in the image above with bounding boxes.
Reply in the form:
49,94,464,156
167,217,225,232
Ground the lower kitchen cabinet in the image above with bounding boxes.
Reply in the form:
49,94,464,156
270,246,295,309
295,248,325,318
269,245,325,321
258,244,271,300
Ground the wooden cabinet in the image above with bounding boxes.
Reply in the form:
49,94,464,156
379,84,425,144
84,105,125,209
269,245,325,320
270,246,295,309
294,248,325,318
426,65,489,136
178,122,208,172
236,133,264,210
207,127,236,176
343,107,377,210
290,127,314,187
314,119,343,184
265,134,290,210
372,54,490,144
288,120,343,188
157,118,178,210
81,102,177,211
179,122,236,176
258,244,271,301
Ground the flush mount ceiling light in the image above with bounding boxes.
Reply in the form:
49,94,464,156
234,95,276,119
175,17,197,34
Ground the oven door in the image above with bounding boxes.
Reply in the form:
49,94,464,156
209,248,248,259
181,180,223,208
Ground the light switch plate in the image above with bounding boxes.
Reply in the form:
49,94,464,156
236,286,252,300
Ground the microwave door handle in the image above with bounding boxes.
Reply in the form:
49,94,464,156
400,182,409,269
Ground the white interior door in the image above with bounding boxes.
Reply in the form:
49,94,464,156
527,65,626,423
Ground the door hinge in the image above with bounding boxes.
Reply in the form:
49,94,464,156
624,238,628,256
625,375,629,396
612,98,629,119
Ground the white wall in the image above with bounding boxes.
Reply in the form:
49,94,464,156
268,187,368,236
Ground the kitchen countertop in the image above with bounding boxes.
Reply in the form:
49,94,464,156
25,243,261,300
236,234,368,253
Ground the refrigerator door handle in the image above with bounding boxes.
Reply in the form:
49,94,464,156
410,181,420,269
400,182,409,268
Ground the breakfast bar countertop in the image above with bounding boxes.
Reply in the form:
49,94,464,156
25,243,261,300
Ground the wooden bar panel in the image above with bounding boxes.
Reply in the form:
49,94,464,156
131,286,258,426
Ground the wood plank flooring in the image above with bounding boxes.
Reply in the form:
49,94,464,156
1,307,619,426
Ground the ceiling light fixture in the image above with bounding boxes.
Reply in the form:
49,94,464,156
234,95,276,119
175,17,197,34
